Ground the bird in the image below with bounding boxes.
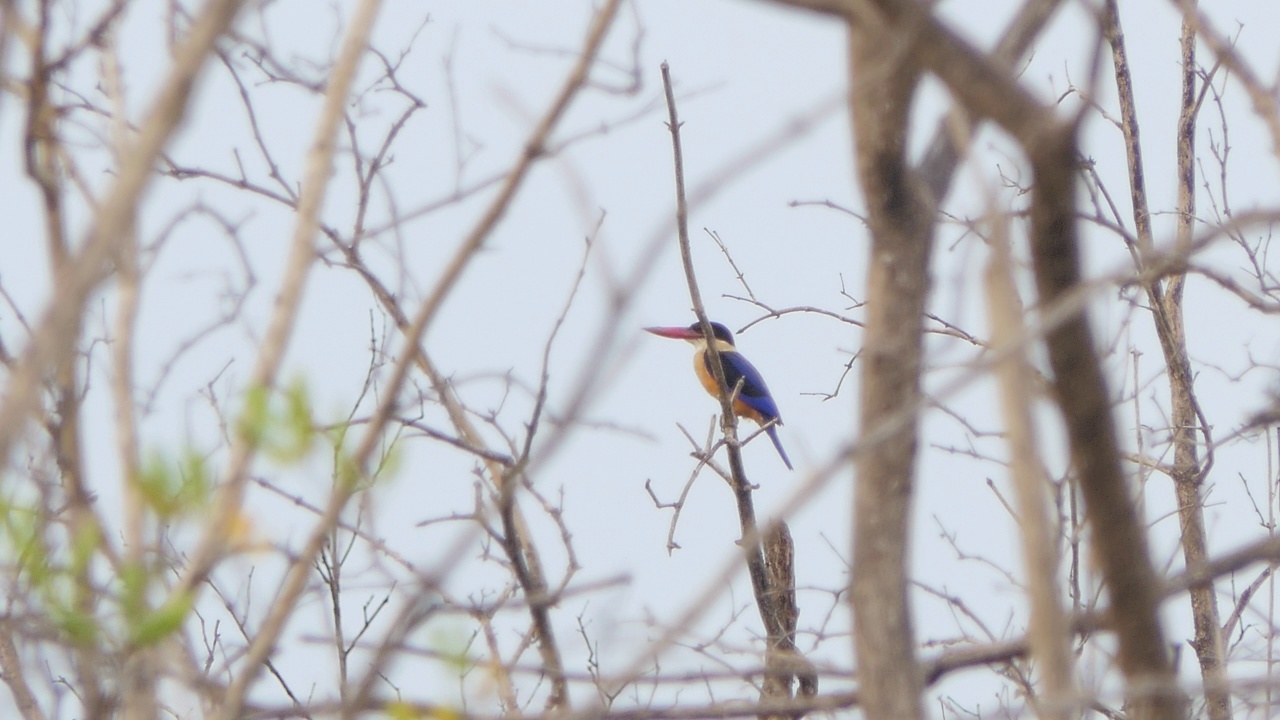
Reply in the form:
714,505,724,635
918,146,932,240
644,321,793,470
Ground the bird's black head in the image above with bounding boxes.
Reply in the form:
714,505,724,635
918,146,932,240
687,321,734,345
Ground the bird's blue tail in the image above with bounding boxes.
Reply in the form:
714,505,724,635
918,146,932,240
766,424,793,470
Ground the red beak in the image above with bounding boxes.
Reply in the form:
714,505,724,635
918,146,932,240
644,326,701,340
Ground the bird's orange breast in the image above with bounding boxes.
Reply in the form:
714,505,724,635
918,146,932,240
693,353,719,397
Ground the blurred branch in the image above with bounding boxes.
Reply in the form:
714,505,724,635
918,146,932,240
0,622,44,720
175,1,389,716
1025,103,1186,720
917,0,1065,200
985,212,1075,719
342,3,626,711
844,14,930,720
0,0,247,475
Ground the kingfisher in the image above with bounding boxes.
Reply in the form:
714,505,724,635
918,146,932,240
644,321,793,470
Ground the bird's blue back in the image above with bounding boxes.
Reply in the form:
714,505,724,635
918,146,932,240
711,351,782,422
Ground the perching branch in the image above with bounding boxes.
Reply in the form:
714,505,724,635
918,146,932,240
661,61,812,715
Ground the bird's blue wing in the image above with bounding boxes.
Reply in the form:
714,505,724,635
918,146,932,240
715,351,781,423
704,350,792,469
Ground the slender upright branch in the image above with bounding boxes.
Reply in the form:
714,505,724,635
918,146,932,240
1167,6,1229,718
661,62,808,715
1107,3,1226,715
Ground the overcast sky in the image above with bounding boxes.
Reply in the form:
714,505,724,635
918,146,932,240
4,0,1280,715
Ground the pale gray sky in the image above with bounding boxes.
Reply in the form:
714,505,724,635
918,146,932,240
4,0,1280,715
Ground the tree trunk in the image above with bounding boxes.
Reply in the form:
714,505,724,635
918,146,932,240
847,20,933,720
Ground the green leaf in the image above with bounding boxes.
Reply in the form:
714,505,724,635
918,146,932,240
128,592,193,647
120,562,149,621
69,524,99,576
335,449,362,491
237,384,270,448
272,378,316,462
2,506,49,585
136,450,211,518
237,379,318,462
52,606,98,646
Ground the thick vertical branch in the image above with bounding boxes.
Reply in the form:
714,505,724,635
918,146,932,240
763,522,817,709
846,22,932,720
767,1,1190,714
1167,0,1280,159
828,4,1186,715
102,29,158,720
1027,127,1186,720
496,459,568,710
